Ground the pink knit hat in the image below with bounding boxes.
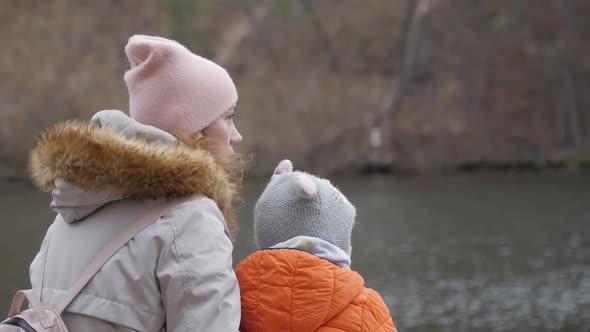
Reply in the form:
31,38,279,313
124,35,238,134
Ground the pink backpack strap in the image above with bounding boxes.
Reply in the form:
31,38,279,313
37,226,54,302
54,195,199,315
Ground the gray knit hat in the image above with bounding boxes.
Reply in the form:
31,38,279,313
254,160,356,254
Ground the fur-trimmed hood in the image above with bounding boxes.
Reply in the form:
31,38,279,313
29,110,236,224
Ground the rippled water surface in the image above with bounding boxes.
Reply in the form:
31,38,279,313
2,172,589,331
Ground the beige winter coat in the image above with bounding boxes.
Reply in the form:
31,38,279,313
27,110,241,332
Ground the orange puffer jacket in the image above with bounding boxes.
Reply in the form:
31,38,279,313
236,249,398,332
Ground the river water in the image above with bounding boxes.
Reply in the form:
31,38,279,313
1,172,589,331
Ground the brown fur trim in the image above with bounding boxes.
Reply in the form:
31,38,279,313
29,121,236,225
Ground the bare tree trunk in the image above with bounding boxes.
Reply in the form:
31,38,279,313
462,29,490,161
214,1,271,66
299,0,339,69
245,0,277,65
553,71,583,151
367,0,432,169
551,0,584,148
556,75,568,145
564,65,583,146
476,56,492,160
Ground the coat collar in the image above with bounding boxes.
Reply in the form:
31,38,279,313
30,120,236,223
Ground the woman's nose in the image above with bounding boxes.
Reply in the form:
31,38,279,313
230,124,242,145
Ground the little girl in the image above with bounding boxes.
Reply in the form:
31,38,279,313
236,160,397,332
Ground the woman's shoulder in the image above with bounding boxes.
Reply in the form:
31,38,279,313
159,195,230,238
169,194,220,213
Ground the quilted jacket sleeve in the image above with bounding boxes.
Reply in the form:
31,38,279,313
361,289,397,332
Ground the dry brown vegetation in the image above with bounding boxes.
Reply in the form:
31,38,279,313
1,0,589,179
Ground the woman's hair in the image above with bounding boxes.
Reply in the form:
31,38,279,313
171,129,251,235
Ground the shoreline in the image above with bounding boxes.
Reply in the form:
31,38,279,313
2,159,589,187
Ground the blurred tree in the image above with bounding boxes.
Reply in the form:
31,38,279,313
367,0,432,171
161,0,214,57
299,0,339,69
551,0,585,149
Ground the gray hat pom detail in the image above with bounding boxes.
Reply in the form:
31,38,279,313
296,173,317,197
273,159,293,177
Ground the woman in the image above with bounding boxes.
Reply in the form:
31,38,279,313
27,35,244,331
